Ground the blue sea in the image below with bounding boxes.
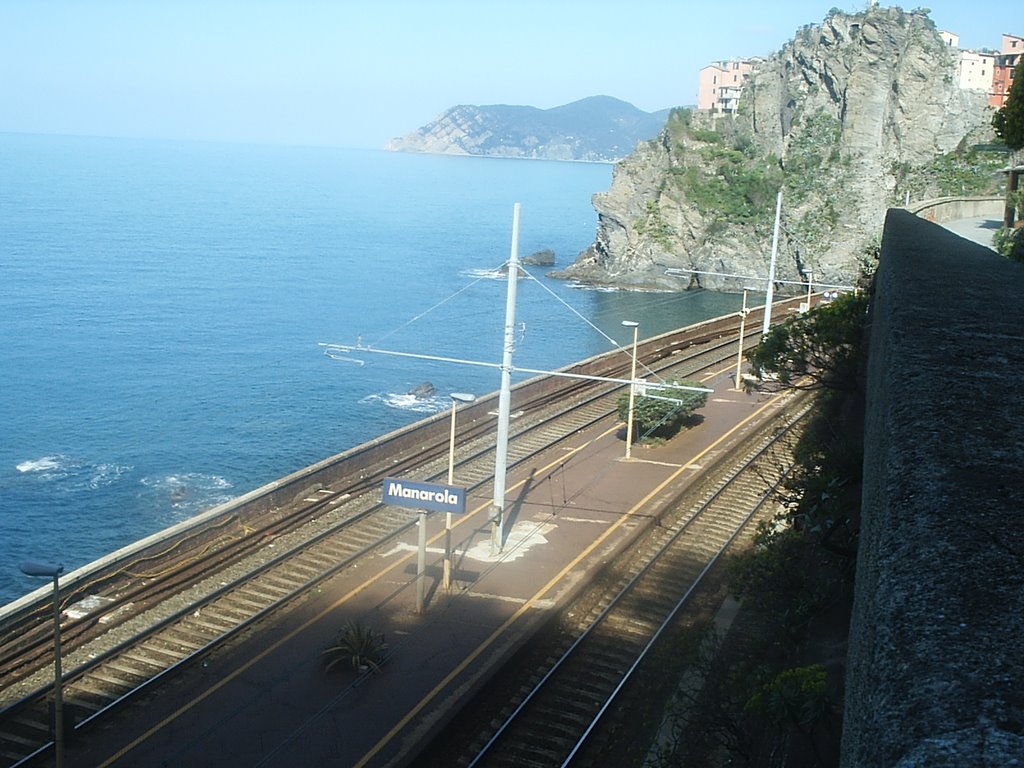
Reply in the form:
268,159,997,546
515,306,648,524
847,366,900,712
0,133,741,605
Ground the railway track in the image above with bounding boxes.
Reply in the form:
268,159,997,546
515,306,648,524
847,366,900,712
456,394,812,768
0,313,775,767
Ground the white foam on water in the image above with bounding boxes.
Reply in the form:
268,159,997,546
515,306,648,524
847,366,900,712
567,281,620,293
140,472,234,514
360,392,448,414
86,463,132,489
460,267,507,280
14,455,132,491
16,455,65,474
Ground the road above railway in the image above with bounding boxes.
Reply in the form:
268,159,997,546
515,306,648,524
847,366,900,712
941,215,1001,249
64,362,795,768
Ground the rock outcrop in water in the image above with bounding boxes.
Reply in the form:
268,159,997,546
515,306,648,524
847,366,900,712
407,382,436,399
385,96,671,163
553,7,997,292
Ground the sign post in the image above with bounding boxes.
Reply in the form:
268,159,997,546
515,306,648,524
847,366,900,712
382,478,467,613
416,510,427,613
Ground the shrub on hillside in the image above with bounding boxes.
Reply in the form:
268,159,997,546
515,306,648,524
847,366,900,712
993,226,1024,262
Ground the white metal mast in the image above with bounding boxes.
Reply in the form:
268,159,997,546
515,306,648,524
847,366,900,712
491,203,520,553
762,190,782,336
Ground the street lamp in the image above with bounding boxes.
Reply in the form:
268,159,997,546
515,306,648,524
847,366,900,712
622,320,640,459
20,560,65,768
734,287,756,392
445,392,476,590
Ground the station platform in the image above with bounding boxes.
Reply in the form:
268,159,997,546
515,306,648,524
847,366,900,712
67,365,789,768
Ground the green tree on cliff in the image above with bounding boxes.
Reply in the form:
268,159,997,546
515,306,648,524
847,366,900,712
992,58,1024,150
746,291,869,392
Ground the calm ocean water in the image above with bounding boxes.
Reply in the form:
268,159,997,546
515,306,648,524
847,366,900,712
0,133,740,605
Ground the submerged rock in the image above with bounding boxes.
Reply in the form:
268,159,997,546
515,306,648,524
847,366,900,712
408,382,436,399
500,248,556,273
522,248,555,266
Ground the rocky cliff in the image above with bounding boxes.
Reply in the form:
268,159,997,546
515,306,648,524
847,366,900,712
554,7,998,292
385,96,671,163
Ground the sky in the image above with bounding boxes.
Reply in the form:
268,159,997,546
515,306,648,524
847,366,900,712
0,0,1018,149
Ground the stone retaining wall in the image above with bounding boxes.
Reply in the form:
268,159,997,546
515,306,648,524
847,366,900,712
841,209,1024,766
905,196,1004,224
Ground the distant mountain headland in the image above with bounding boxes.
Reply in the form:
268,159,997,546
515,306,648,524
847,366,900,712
385,96,672,163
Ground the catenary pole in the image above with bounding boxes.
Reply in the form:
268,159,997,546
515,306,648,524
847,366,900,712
491,203,520,553
622,321,639,459
733,288,752,391
762,190,782,336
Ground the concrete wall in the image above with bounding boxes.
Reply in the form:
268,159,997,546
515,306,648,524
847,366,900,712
841,209,1024,766
906,196,1004,224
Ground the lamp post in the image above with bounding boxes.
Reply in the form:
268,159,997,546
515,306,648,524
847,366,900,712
622,320,640,459
734,287,756,392
445,392,476,590
20,560,65,768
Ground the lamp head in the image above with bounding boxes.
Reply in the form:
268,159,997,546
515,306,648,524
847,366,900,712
450,392,476,404
20,561,64,578
621,320,639,328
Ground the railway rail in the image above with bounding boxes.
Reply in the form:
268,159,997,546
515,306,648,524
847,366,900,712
0,303,802,768
456,394,812,768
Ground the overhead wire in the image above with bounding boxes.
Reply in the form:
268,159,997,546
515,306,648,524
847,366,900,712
515,263,668,384
365,270,498,348
336,254,721,393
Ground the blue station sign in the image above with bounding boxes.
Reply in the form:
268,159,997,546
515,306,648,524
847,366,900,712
382,477,467,514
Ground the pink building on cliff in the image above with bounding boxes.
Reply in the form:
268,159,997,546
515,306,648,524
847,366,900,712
697,59,754,113
991,33,1023,108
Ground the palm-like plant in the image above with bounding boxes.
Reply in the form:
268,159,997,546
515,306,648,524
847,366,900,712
322,620,388,674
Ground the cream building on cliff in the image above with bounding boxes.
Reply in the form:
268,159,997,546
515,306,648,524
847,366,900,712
958,49,997,92
940,29,1021,105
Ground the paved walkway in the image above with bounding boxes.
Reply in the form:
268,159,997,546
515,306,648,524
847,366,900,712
67,365,791,768
942,216,1002,248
